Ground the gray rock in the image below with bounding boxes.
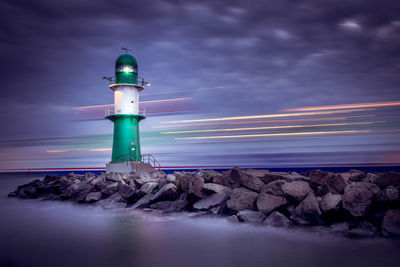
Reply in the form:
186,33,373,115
237,210,265,223
140,182,159,195
282,181,312,202
175,173,191,191
85,192,102,202
345,182,380,195
188,176,205,199
98,193,127,209
292,193,322,225
227,215,239,223
239,173,264,192
382,210,400,236
131,193,153,209
151,183,180,202
202,183,231,195
375,172,400,188
282,172,310,182
330,222,350,232
167,194,189,212
193,193,229,210
302,169,335,185
260,179,286,196
226,187,259,212
342,184,374,217
105,172,122,182
261,172,288,184
118,184,135,202
263,211,292,227
71,182,94,202
366,173,379,184
376,185,399,204
256,193,287,215
320,193,342,213
166,174,176,183
329,174,346,193
213,167,244,188
244,169,270,178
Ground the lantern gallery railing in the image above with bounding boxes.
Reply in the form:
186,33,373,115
105,107,146,117
102,76,150,86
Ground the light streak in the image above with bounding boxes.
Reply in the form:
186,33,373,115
88,148,112,151
73,98,191,110
161,122,378,134
152,115,376,129
161,109,374,124
46,150,67,153
141,86,224,96
282,101,400,112
174,130,372,140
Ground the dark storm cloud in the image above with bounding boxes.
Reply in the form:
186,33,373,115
0,0,400,137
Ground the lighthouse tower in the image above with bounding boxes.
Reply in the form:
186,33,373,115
105,50,148,174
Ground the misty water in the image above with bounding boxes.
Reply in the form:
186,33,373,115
0,174,399,267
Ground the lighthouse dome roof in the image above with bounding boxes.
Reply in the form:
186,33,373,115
115,54,137,67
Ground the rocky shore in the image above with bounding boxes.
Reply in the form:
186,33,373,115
8,168,400,238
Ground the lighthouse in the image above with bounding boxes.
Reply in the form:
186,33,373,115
104,49,150,174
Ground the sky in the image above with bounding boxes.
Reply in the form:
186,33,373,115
0,0,400,169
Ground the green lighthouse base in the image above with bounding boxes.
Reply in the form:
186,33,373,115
106,114,145,162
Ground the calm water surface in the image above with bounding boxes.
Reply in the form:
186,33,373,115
0,174,399,267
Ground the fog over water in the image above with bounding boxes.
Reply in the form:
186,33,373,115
1,174,399,267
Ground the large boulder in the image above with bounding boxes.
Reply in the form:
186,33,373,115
302,169,335,185
256,193,287,215
118,184,136,202
320,193,342,213
202,183,231,195
98,193,127,209
139,182,159,195
329,174,346,193
237,210,265,223
131,193,153,209
261,172,288,184
85,192,102,203
188,176,205,199
244,169,270,178
342,183,374,217
292,193,322,225
193,193,229,210
174,172,191,191
375,172,400,188
376,185,399,206
345,182,380,195
227,187,259,212
238,173,264,192
260,180,286,196
213,167,243,188
281,181,312,202
150,183,180,202
382,210,400,236
150,201,173,210
70,182,94,202
263,211,292,227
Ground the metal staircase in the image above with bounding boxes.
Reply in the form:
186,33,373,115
141,154,161,168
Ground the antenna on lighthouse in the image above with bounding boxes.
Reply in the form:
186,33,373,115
121,47,133,54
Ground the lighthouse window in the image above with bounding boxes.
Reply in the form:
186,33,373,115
131,101,134,103
118,65,134,73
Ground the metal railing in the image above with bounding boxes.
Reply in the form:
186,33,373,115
105,106,146,117
141,154,161,168
103,76,148,86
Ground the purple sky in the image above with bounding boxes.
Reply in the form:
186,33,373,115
0,0,400,168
